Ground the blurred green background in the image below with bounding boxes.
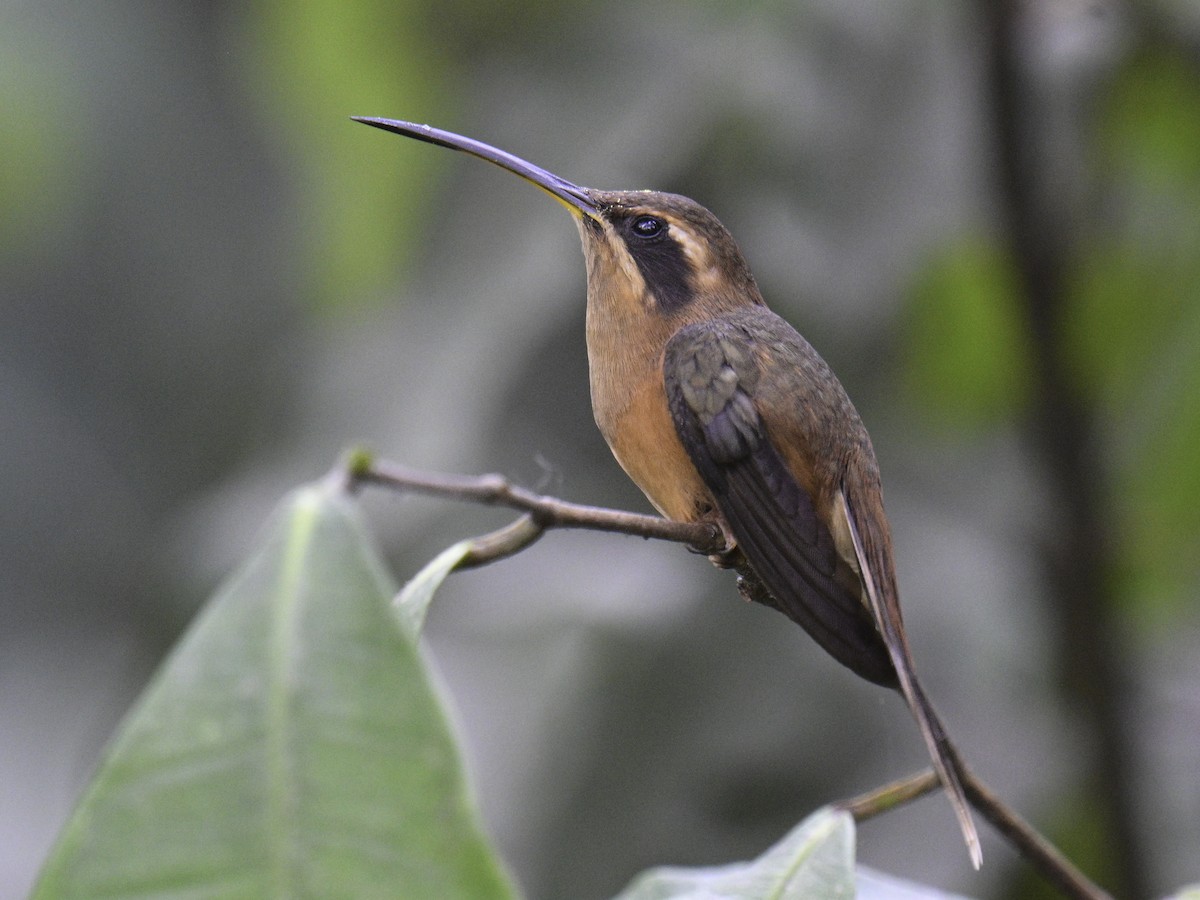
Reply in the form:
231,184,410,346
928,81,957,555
3,1,1198,898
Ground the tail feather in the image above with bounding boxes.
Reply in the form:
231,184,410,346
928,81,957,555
906,678,982,869
838,487,982,868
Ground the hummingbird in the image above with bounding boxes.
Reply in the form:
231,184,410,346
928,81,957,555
354,116,981,867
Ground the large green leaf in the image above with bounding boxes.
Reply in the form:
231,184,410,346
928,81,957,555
33,481,515,900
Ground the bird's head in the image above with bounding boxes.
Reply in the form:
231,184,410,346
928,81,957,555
353,117,763,321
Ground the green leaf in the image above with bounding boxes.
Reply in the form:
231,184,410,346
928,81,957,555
394,539,474,641
612,807,855,900
903,238,1032,430
33,482,515,900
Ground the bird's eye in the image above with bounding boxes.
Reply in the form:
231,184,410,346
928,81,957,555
631,215,665,239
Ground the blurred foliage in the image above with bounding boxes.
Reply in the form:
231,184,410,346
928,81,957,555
0,31,79,260
1066,237,1200,626
1005,789,1119,900
1082,46,1200,626
901,35,1200,894
1101,48,1200,187
239,0,453,308
902,238,1032,430
903,40,1200,629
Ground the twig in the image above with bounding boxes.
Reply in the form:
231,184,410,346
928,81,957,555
958,761,1112,900
836,769,940,821
837,760,1111,900
456,514,544,569
347,453,724,552
349,450,1109,899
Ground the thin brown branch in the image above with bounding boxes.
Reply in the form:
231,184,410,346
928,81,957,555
838,760,1111,900
957,761,1112,900
836,768,940,821
351,455,724,552
456,514,545,569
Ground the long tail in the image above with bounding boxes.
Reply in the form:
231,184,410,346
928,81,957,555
839,487,982,868
904,676,982,869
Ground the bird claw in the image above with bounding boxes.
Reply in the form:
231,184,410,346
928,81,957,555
705,519,740,568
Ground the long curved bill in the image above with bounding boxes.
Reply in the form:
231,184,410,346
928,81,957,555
352,117,600,221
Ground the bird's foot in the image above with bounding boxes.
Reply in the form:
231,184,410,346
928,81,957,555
704,518,740,568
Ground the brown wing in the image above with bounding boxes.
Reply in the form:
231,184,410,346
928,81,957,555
666,309,981,866
663,317,896,687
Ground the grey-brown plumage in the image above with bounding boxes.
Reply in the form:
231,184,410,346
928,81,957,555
354,116,982,868
663,307,896,686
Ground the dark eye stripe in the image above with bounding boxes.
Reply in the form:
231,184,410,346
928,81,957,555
616,213,692,312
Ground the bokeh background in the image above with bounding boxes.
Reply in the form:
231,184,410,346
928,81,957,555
4,1,1198,897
